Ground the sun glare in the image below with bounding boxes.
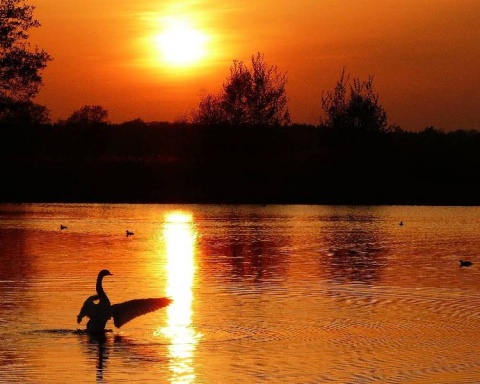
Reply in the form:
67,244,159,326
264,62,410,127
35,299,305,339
155,18,209,67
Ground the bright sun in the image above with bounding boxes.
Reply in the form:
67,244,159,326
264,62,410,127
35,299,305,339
155,18,209,67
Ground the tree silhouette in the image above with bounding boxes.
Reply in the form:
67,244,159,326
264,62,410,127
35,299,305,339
193,52,290,126
321,68,391,133
2,99,50,124
0,0,51,122
65,105,109,125
194,93,227,126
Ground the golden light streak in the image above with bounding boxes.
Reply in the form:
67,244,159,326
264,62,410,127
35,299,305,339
157,210,201,384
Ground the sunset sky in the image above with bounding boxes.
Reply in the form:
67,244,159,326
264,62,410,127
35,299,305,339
30,0,479,131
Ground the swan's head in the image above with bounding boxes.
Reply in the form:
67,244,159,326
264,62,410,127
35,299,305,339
99,269,113,277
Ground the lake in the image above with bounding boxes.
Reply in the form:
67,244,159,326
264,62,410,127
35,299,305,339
1,203,480,383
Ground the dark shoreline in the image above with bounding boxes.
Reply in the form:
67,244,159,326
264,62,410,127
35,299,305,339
3,183,479,206
3,122,480,207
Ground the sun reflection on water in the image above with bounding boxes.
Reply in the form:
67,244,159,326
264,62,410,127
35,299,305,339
156,210,201,384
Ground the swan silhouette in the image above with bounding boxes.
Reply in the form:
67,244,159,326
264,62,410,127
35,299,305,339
126,230,134,237
459,260,473,267
60,224,67,230
77,269,172,333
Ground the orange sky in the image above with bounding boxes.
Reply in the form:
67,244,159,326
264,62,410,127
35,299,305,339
30,0,480,131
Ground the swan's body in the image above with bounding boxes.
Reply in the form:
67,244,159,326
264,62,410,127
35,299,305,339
77,269,172,333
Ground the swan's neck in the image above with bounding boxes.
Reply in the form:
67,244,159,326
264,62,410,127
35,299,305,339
96,274,107,297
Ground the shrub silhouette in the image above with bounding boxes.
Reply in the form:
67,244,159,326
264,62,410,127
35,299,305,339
321,68,392,133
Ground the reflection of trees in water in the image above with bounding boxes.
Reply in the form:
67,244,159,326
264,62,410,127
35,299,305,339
0,228,34,281
198,214,289,284
0,227,36,320
197,209,388,286
323,214,387,284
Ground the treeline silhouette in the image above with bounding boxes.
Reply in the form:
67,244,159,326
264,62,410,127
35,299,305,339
2,120,480,205
2,3,478,206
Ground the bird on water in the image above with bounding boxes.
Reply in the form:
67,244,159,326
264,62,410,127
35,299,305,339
77,269,172,333
459,260,473,267
126,230,134,237
60,224,67,230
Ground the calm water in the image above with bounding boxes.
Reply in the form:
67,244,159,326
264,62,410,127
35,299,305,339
1,203,480,383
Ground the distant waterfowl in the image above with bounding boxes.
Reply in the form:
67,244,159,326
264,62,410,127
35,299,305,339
399,221,403,226
459,260,473,267
77,269,172,333
60,224,67,230
126,230,134,237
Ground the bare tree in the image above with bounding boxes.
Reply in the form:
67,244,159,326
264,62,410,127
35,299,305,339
193,52,290,126
321,68,391,133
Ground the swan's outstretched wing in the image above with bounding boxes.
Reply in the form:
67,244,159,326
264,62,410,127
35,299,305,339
111,297,172,328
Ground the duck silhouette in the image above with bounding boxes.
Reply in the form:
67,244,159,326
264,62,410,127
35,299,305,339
126,230,134,237
459,260,473,267
77,269,172,333
60,224,67,230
